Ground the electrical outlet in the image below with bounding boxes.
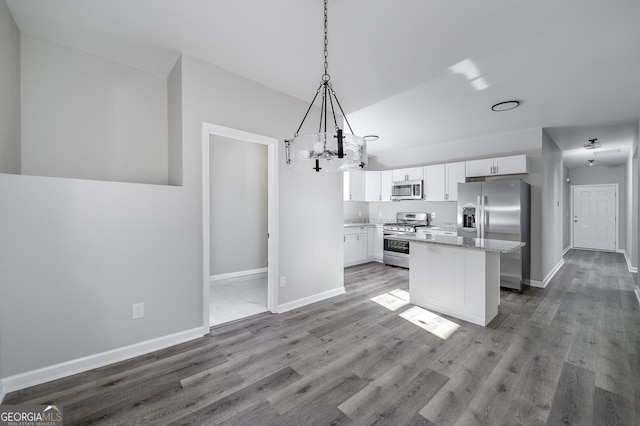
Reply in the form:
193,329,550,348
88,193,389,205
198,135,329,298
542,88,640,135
279,277,286,287
132,302,144,319
430,212,436,219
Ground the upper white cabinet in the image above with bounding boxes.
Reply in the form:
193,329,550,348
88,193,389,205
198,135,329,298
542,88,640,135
424,162,466,202
392,167,423,182
424,164,445,201
445,161,466,201
466,154,528,177
344,171,365,201
380,170,393,202
365,171,381,202
495,155,528,175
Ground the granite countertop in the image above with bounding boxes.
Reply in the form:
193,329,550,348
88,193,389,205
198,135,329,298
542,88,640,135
343,222,384,228
384,233,525,253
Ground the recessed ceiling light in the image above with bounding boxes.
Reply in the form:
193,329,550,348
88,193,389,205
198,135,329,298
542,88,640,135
491,100,520,112
363,135,379,142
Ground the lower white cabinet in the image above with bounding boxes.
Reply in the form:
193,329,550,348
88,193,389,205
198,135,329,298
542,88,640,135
367,226,383,260
345,225,383,266
344,227,368,266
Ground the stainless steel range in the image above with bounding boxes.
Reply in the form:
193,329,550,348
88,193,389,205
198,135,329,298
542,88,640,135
383,212,430,268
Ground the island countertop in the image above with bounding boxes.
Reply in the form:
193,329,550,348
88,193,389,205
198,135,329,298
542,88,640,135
385,233,525,253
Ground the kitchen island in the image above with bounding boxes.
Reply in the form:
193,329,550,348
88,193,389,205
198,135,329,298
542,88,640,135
385,234,525,326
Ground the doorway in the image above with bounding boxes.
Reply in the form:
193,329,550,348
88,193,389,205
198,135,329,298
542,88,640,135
572,184,618,251
202,123,278,332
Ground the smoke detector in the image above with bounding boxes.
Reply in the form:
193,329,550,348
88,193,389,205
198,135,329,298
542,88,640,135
583,138,601,150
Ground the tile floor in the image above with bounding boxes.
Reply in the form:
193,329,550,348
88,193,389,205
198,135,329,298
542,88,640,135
209,272,268,326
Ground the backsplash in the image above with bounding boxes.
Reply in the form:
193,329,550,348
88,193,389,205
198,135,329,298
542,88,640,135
344,199,458,229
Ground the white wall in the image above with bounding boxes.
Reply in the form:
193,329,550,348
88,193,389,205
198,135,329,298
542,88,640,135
20,35,169,184
541,130,564,280
210,135,267,275
0,0,20,174
0,174,200,378
569,165,627,251
563,165,571,250
369,128,544,282
167,56,183,186
1,48,345,386
180,54,344,306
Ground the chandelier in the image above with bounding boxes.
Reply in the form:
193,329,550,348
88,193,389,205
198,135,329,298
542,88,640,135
284,0,367,172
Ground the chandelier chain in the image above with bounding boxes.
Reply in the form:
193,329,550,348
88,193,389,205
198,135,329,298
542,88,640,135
323,0,329,80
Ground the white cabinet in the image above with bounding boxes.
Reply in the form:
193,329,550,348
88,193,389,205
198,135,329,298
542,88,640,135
424,164,446,201
365,171,382,202
367,226,383,260
380,170,393,202
364,170,393,202
445,161,466,201
344,227,368,266
466,154,528,177
392,167,423,182
495,155,528,175
344,171,365,201
424,162,466,202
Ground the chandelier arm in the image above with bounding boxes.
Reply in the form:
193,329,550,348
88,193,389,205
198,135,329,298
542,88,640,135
319,83,327,133
330,87,356,135
295,84,324,137
327,87,339,131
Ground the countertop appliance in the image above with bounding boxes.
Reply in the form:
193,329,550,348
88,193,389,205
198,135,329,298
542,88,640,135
391,180,423,201
457,179,531,291
383,212,430,268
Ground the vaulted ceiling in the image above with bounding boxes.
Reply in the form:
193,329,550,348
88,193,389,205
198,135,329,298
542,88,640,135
7,0,640,166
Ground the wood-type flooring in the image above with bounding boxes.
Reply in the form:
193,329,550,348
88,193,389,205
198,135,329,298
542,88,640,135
4,249,640,425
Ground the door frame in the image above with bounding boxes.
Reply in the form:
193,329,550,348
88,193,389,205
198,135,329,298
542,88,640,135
570,183,619,252
201,123,279,333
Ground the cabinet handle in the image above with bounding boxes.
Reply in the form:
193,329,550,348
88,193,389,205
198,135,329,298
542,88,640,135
357,235,359,241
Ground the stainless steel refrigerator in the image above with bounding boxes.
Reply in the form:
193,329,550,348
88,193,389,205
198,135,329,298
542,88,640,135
457,179,531,291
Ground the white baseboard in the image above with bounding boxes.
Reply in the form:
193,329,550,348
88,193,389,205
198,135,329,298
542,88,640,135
562,246,572,255
529,279,546,288
531,258,564,289
210,267,267,282
0,327,204,401
635,286,640,307
278,287,346,313
622,250,638,273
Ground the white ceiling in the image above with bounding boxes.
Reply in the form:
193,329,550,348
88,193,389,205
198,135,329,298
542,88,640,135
7,0,640,167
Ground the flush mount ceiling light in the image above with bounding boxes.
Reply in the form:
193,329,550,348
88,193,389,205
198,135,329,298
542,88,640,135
284,0,367,172
583,138,601,150
491,100,520,112
586,159,596,167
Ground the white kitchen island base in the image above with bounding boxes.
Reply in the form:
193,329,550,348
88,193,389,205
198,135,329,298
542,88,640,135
409,241,500,327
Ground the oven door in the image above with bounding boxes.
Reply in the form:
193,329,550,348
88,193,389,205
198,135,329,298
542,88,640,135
383,236,411,268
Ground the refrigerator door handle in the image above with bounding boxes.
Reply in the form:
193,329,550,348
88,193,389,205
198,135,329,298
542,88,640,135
476,195,482,239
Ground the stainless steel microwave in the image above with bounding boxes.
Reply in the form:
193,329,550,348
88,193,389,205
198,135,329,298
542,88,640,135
391,180,423,201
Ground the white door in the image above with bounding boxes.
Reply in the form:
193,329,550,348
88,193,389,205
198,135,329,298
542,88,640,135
573,185,617,251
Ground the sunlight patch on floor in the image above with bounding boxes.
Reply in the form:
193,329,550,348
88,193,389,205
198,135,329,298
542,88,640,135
399,305,460,340
370,289,410,311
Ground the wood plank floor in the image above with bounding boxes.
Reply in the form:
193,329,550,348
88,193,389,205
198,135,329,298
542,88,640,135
4,249,640,425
